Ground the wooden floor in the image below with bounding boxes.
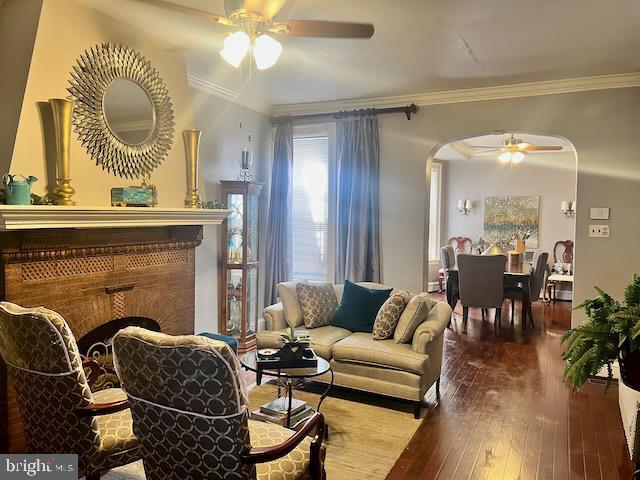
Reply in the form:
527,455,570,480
387,294,635,480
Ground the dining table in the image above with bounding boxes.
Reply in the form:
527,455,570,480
445,259,534,333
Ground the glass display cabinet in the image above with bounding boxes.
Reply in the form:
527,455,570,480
220,181,262,353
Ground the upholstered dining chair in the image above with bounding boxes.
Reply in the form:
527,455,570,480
112,327,326,480
438,245,456,292
457,254,507,334
0,302,140,480
448,236,473,255
505,252,549,328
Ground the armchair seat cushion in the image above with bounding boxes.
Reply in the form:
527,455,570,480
90,388,139,471
548,274,574,283
331,333,430,375
250,419,323,480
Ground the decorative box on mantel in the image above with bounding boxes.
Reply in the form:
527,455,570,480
0,205,231,453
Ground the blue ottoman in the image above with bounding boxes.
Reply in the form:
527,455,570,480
198,332,238,354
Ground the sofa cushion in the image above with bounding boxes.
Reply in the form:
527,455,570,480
296,283,338,328
394,293,436,344
331,280,392,333
256,326,350,360
372,291,411,340
277,282,304,328
331,333,429,375
306,325,352,360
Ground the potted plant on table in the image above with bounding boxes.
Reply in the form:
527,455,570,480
562,274,640,391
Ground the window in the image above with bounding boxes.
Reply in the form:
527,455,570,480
291,134,330,282
428,162,443,260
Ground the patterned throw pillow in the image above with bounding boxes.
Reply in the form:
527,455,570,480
296,283,338,328
372,291,411,340
394,293,437,343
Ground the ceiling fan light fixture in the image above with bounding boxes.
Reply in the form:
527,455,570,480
498,151,512,163
220,31,251,68
253,34,282,70
512,151,525,163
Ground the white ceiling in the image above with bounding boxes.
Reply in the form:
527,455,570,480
434,132,574,161
78,0,640,106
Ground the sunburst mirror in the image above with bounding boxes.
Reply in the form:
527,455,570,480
67,43,175,179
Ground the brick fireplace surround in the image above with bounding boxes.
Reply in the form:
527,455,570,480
0,225,203,452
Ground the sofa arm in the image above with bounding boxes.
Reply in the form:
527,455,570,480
263,302,288,331
411,301,452,354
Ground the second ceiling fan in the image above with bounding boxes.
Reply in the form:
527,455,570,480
132,0,375,70
474,134,564,164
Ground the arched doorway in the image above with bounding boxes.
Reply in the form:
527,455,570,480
423,130,578,306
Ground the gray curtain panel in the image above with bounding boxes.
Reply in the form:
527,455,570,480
264,120,293,306
335,112,381,283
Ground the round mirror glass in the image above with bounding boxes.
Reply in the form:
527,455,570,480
103,78,156,145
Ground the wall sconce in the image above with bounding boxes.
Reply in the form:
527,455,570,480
561,200,575,218
458,199,472,215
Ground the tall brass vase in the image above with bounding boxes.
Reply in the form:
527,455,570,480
183,129,202,208
49,98,76,206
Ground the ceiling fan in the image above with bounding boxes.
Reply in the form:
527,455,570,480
131,0,375,70
473,134,564,164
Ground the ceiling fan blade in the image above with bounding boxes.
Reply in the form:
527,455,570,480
270,20,374,38
165,31,229,52
129,0,235,26
242,0,287,19
470,145,503,149
523,145,564,151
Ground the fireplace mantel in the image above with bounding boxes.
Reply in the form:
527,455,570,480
0,205,231,230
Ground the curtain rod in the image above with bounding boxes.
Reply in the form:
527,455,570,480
273,103,419,122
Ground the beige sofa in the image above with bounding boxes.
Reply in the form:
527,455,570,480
256,282,452,418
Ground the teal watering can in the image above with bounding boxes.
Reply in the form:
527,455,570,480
2,174,37,205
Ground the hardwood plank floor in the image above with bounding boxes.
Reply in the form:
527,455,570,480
387,294,635,480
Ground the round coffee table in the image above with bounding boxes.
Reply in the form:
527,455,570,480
240,352,334,429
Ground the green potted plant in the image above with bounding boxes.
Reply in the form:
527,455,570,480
562,274,640,390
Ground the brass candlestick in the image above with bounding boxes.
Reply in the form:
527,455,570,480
49,98,76,205
183,129,202,208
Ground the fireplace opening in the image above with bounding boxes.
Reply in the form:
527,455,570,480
77,316,160,391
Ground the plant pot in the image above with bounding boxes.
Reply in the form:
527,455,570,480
278,342,310,361
618,346,640,391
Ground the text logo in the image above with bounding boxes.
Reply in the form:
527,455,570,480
1,455,77,479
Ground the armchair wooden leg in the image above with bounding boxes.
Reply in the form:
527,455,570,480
481,308,485,321
436,377,441,398
495,307,502,335
462,306,469,333
438,275,444,292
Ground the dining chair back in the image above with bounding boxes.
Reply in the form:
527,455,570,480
448,236,473,255
457,254,506,333
441,245,455,270
530,251,550,300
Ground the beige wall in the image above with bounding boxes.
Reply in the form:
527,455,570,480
376,87,640,325
10,0,193,206
190,91,273,334
5,0,274,333
440,151,576,260
0,0,42,175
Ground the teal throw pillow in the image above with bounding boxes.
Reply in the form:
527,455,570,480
331,280,392,333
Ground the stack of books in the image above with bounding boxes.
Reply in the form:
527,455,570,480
251,396,314,426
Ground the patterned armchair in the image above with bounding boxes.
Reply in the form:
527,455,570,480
0,302,140,480
112,327,326,480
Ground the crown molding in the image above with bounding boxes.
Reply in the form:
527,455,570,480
272,72,640,116
187,74,273,116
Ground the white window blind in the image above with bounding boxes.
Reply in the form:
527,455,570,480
428,163,442,260
291,136,330,282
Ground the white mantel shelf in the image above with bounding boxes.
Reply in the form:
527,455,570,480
0,205,232,230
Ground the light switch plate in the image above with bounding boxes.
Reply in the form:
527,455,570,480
589,224,610,238
590,207,610,220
